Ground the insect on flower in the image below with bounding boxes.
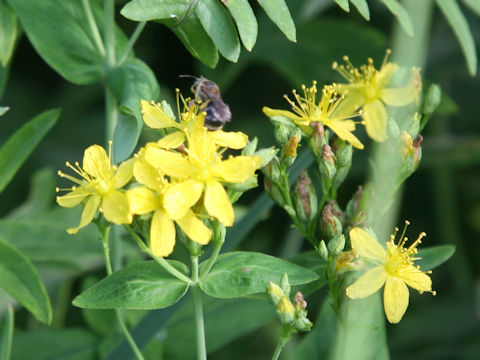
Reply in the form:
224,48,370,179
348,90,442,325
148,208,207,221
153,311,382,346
184,75,232,130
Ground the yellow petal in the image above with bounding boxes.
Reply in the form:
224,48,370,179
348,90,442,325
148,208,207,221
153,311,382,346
127,187,159,215
325,119,364,150
101,190,132,224
114,158,134,188
141,100,179,129
133,156,161,190
336,86,366,108
176,210,212,245
400,265,432,293
57,187,89,208
383,276,409,323
83,145,112,178
67,195,100,234
262,107,304,123
145,145,194,178
156,131,186,149
346,266,387,299
381,85,417,107
163,179,203,220
349,227,386,262
204,180,234,226
363,100,388,142
214,156,263,183
208,131,248,149
150,210,176,257
376,62,399,89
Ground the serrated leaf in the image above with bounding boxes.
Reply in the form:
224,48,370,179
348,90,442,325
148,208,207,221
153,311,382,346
73,260,189,309
0,238,52,324
0,108,60,194
224,0,258,51
7,0,129,84
0,0,18,67
335,0,350,11
195,0,241,62
257,0,296,41
416,245,455,271
350,0,370,20
199,251,318,298
436,0,477,75
381,0,414,36
106,58,160,161
121,0,191,21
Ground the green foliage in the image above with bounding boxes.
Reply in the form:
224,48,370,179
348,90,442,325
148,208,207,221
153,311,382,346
73,260,190,309
0,238,52,324
199,251,319,298
0,0,18,67
416,245,456,271
257,0,296,41
0,109,60,194
0,306,14,360
223,0,258,51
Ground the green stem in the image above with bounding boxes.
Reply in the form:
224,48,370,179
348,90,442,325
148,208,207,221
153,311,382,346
103,0,117,144
0,305,14,360
200,222,225,281
124,225,192,284
81,0,106,56
271,335,288,360
118,21,147,65
191,256,207,360
100,227,145,360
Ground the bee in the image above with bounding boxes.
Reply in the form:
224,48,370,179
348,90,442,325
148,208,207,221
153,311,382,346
188,76,232,130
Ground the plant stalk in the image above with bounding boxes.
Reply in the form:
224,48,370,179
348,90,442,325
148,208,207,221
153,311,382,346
191,256,207,360
81,0,106,56
0,305,14,360
119,21,147,65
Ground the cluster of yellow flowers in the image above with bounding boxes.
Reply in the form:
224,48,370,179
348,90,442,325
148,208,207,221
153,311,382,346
263,50,421,149
57,94,262,257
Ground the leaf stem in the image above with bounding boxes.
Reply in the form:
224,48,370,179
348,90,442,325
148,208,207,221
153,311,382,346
118,21,147,65
100,226,145,360
81,0,106,56
0,305,14,360
124,225,192,284
191,256,207,360
200,222,225,281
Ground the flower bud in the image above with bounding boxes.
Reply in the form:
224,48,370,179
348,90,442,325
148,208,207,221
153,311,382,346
327,234,345,256
308,122,327,159
423,83,441,115
294,316,313,332
280,273,291,297
292,170,318,223
262,156,282,183
254,147,278,167
318,145,336,186
413,134,423,170
267,282,285,306
264,177,285,206
271,116,299,146
331,138,352,189
242,137,258,155
293,292,307,311
276,297,296,325
316,240,329,261
319,201,343,239
283,134,300,167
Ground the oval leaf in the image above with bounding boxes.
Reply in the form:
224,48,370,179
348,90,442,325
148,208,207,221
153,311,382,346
416,245,455,271
0,0,18,67
73,260,189,309
199,251,319,298
195,0,241,62
0,108,60,194
0,238,52,324
224,0,258,51
436,0,477,75
257,0,296,42
121,0,191,21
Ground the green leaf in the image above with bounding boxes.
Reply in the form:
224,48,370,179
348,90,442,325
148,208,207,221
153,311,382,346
195,0,241,62
463,0,480,16
0,62,9,100
0,306,14,360
7,0,129,84
0,106,8,116
416,245,455,271
11,329,97,360
0,108,60,194
380,0,414,36
350,0,370,20
199,251,319,299
0,0,18,67
257,0,296,41
335,0,350,12
224,0,258,51
0,238,52,324
121,0,191,21
106,58,160,161
289,250,328,294
436,0,477,75
73,260,189,309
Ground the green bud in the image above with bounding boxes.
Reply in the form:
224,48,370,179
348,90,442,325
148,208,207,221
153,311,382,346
264,177,285,206
292,170,318,223
267,282,285,306
331,138,352,190
318,145,336,186
280,273,291,297
316,240,329,261
319,201,343,239
308,122,328,159
387,118,400,139
423,83,442,115
242,137,258,155
295,316,313,332
327,234,345,256
254,147,278,167
346,186,368,228
262,156,282,183
271,116,299,146
276,297,295,325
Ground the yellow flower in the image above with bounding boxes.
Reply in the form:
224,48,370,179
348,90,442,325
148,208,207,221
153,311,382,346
333,51,422,142
127,154,211,257
263,82,364,149
345,224,434,324
141,94,248,150
144,127,262,226
56,144,133,234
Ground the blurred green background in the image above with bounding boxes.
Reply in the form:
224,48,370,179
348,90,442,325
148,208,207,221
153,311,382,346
0,0,479,359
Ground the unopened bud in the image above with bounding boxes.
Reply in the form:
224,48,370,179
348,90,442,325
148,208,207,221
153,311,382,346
423,83,441,115
319,201,343,239
283,134,300,166
294,316,313,332
271,116,299,146
346,186,369,227
293,292,307,310
276,297,295,325
319,145,336,184
292,170,318,223
243,137,258,155
280,273,291,297
327,234,345,256
262,156,282,183
267,282,285,306
316,240,329,261
331,138,352,169
254,147,278,167
308,122,327,159
264,177,285,206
